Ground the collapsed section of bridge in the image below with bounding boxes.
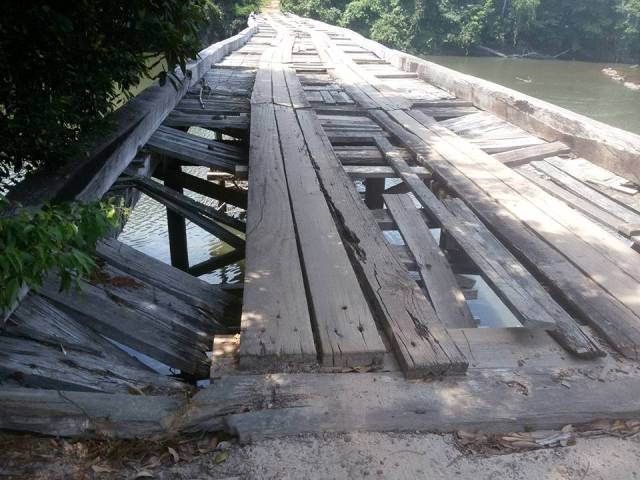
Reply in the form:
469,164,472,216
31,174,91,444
2,12,640,440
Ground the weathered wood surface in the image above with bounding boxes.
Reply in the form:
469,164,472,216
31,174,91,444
175,368,640,441
239,45,317,370
154,168,248,209
384,193,475,328
303,14,640,186
146,126,246,174
40,276,214,378
371,110,625,356
0,388,181,438
96,238,239,325
7,25,257,208
367,128,600,357
493,141,571,167
274,94,385,365
0,335,187,394
531,159,640,228
295,108,467,377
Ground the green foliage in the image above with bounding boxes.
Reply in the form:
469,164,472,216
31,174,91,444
0,198,126,310
282,0,640,61
0,1,218,181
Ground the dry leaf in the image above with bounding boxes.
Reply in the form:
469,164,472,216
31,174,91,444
167,446,179,463
91,464,114,473
133,471,154,479
213,450,230,464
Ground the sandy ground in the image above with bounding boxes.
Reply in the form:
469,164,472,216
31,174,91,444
2,430,639,480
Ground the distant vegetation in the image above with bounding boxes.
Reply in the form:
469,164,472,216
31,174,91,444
281,0,640,62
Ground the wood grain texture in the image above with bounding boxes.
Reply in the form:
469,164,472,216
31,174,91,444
384,193,475,328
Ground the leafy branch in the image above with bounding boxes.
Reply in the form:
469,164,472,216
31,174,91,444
0,198,127,310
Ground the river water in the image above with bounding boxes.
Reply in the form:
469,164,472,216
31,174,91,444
119,57,640,328
423,56,640,134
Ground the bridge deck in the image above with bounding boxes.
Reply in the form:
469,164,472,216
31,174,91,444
3,12,640,439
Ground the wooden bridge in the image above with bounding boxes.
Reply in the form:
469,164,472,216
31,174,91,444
2,11,640,440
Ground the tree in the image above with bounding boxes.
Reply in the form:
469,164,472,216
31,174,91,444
0,1,218,181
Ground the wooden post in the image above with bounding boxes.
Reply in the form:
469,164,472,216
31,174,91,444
163,158,189,271
364,178,385,209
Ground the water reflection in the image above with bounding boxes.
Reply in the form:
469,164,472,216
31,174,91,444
118,165,244,285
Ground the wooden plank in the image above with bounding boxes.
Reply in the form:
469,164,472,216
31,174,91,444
295,108,467,377
153,169,247,209
188,249,245,277
96,238,239,325
134,175,246,233
493,141,571,167
0,388,181,438
384,194,475,328
531,159,640,227
137,175,246,250
343,165,429,179
368,124,601,357
518,167,624,232
0,335,188,394
176,369,640,441
372,109,637,358
8,294,144,363
275,104,385,367
239,103,316,369
40,276,213,378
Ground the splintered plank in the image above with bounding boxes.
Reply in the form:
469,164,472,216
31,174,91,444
493,141,571,167
238,102,317,370
384,193,475,328
96,238,239,325
40,276,213,378
0,335,188,394
275,105,385,367
296,108,467,377
8,294,151,369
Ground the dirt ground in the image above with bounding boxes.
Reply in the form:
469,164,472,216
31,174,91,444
1,427,639,480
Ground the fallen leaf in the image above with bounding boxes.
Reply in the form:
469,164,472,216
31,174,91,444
213,450,230,464
133,471,154,479
91,464,114,473
167,446,179,463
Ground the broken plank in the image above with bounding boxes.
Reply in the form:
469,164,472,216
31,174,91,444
96,238,239,325
384,193,475,328
374,109,634,357
368,120,601,357
40,276,213,378
0,335,188,395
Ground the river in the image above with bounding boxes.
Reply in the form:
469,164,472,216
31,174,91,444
119,56,640,328
423,56,640,134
